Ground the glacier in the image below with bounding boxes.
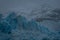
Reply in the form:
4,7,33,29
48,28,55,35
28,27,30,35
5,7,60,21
0,12,60,40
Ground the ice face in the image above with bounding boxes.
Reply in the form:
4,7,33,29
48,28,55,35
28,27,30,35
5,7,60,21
0,12,60,40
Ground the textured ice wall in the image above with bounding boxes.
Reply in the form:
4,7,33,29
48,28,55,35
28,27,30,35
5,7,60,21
0,12,60,40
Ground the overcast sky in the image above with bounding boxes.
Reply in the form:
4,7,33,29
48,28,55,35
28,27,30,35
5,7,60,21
0,0,60,14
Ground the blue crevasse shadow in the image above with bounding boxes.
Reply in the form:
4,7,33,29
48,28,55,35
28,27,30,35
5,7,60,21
0,12,17,34
15,15,27,29
4,12,17,29
0,22,11,34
